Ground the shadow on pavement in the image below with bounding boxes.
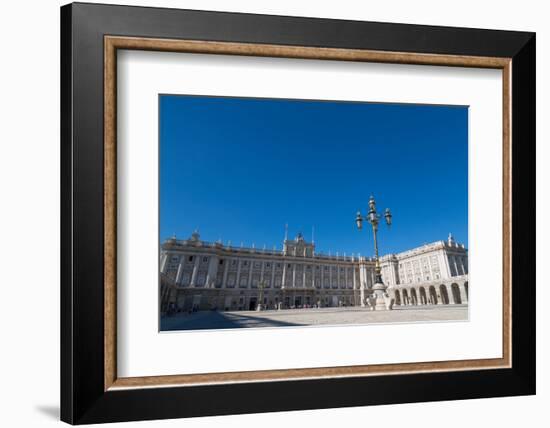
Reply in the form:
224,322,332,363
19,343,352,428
161,311,300,331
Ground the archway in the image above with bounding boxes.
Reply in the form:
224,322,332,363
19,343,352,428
394,289,402,306
439,284,449,305
419,287,427,305
402,289,410,305
451,283,462,304
410,288,418,305
429,286,438,305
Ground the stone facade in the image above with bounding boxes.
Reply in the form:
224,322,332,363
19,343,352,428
160,231,468,313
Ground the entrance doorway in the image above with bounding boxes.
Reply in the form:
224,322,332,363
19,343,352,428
451,284,462,304
248,297,257,311
439,284,449,304
419,287,427,305
429,286,438,304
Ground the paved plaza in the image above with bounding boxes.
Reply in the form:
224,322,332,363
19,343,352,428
160,305,468,331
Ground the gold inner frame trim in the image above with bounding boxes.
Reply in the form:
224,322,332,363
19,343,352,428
104,35,512,391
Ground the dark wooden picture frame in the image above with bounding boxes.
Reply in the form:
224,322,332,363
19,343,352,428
61,2,535,424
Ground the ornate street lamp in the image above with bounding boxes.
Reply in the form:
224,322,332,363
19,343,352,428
257,279,266,311
356,195,393,310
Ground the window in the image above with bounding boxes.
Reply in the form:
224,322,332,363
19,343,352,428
219,259,224,265
197,274,205,286
181,272,191,286
188,255,194,262
202,257,208,262
266,263,271,268
243,261,248,266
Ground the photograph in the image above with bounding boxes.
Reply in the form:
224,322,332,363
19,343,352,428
158,94,470,331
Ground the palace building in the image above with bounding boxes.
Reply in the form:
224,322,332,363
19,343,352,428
160,231,468,313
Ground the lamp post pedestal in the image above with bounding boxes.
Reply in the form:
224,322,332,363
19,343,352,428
371,281,389,311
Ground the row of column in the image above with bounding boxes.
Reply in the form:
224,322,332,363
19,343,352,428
448,255,468,276
397,252,468,285
171,254,362,290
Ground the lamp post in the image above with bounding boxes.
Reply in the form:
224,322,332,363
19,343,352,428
356,195,393,310
257,279,266,311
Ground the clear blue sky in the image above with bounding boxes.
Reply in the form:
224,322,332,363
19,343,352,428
159,95,468,257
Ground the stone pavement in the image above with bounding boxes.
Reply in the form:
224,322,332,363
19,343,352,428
160,305,468,331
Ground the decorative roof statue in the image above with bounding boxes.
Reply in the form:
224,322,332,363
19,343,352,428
447,232,456,246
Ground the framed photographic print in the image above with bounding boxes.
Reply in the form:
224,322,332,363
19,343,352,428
60,2,535,424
